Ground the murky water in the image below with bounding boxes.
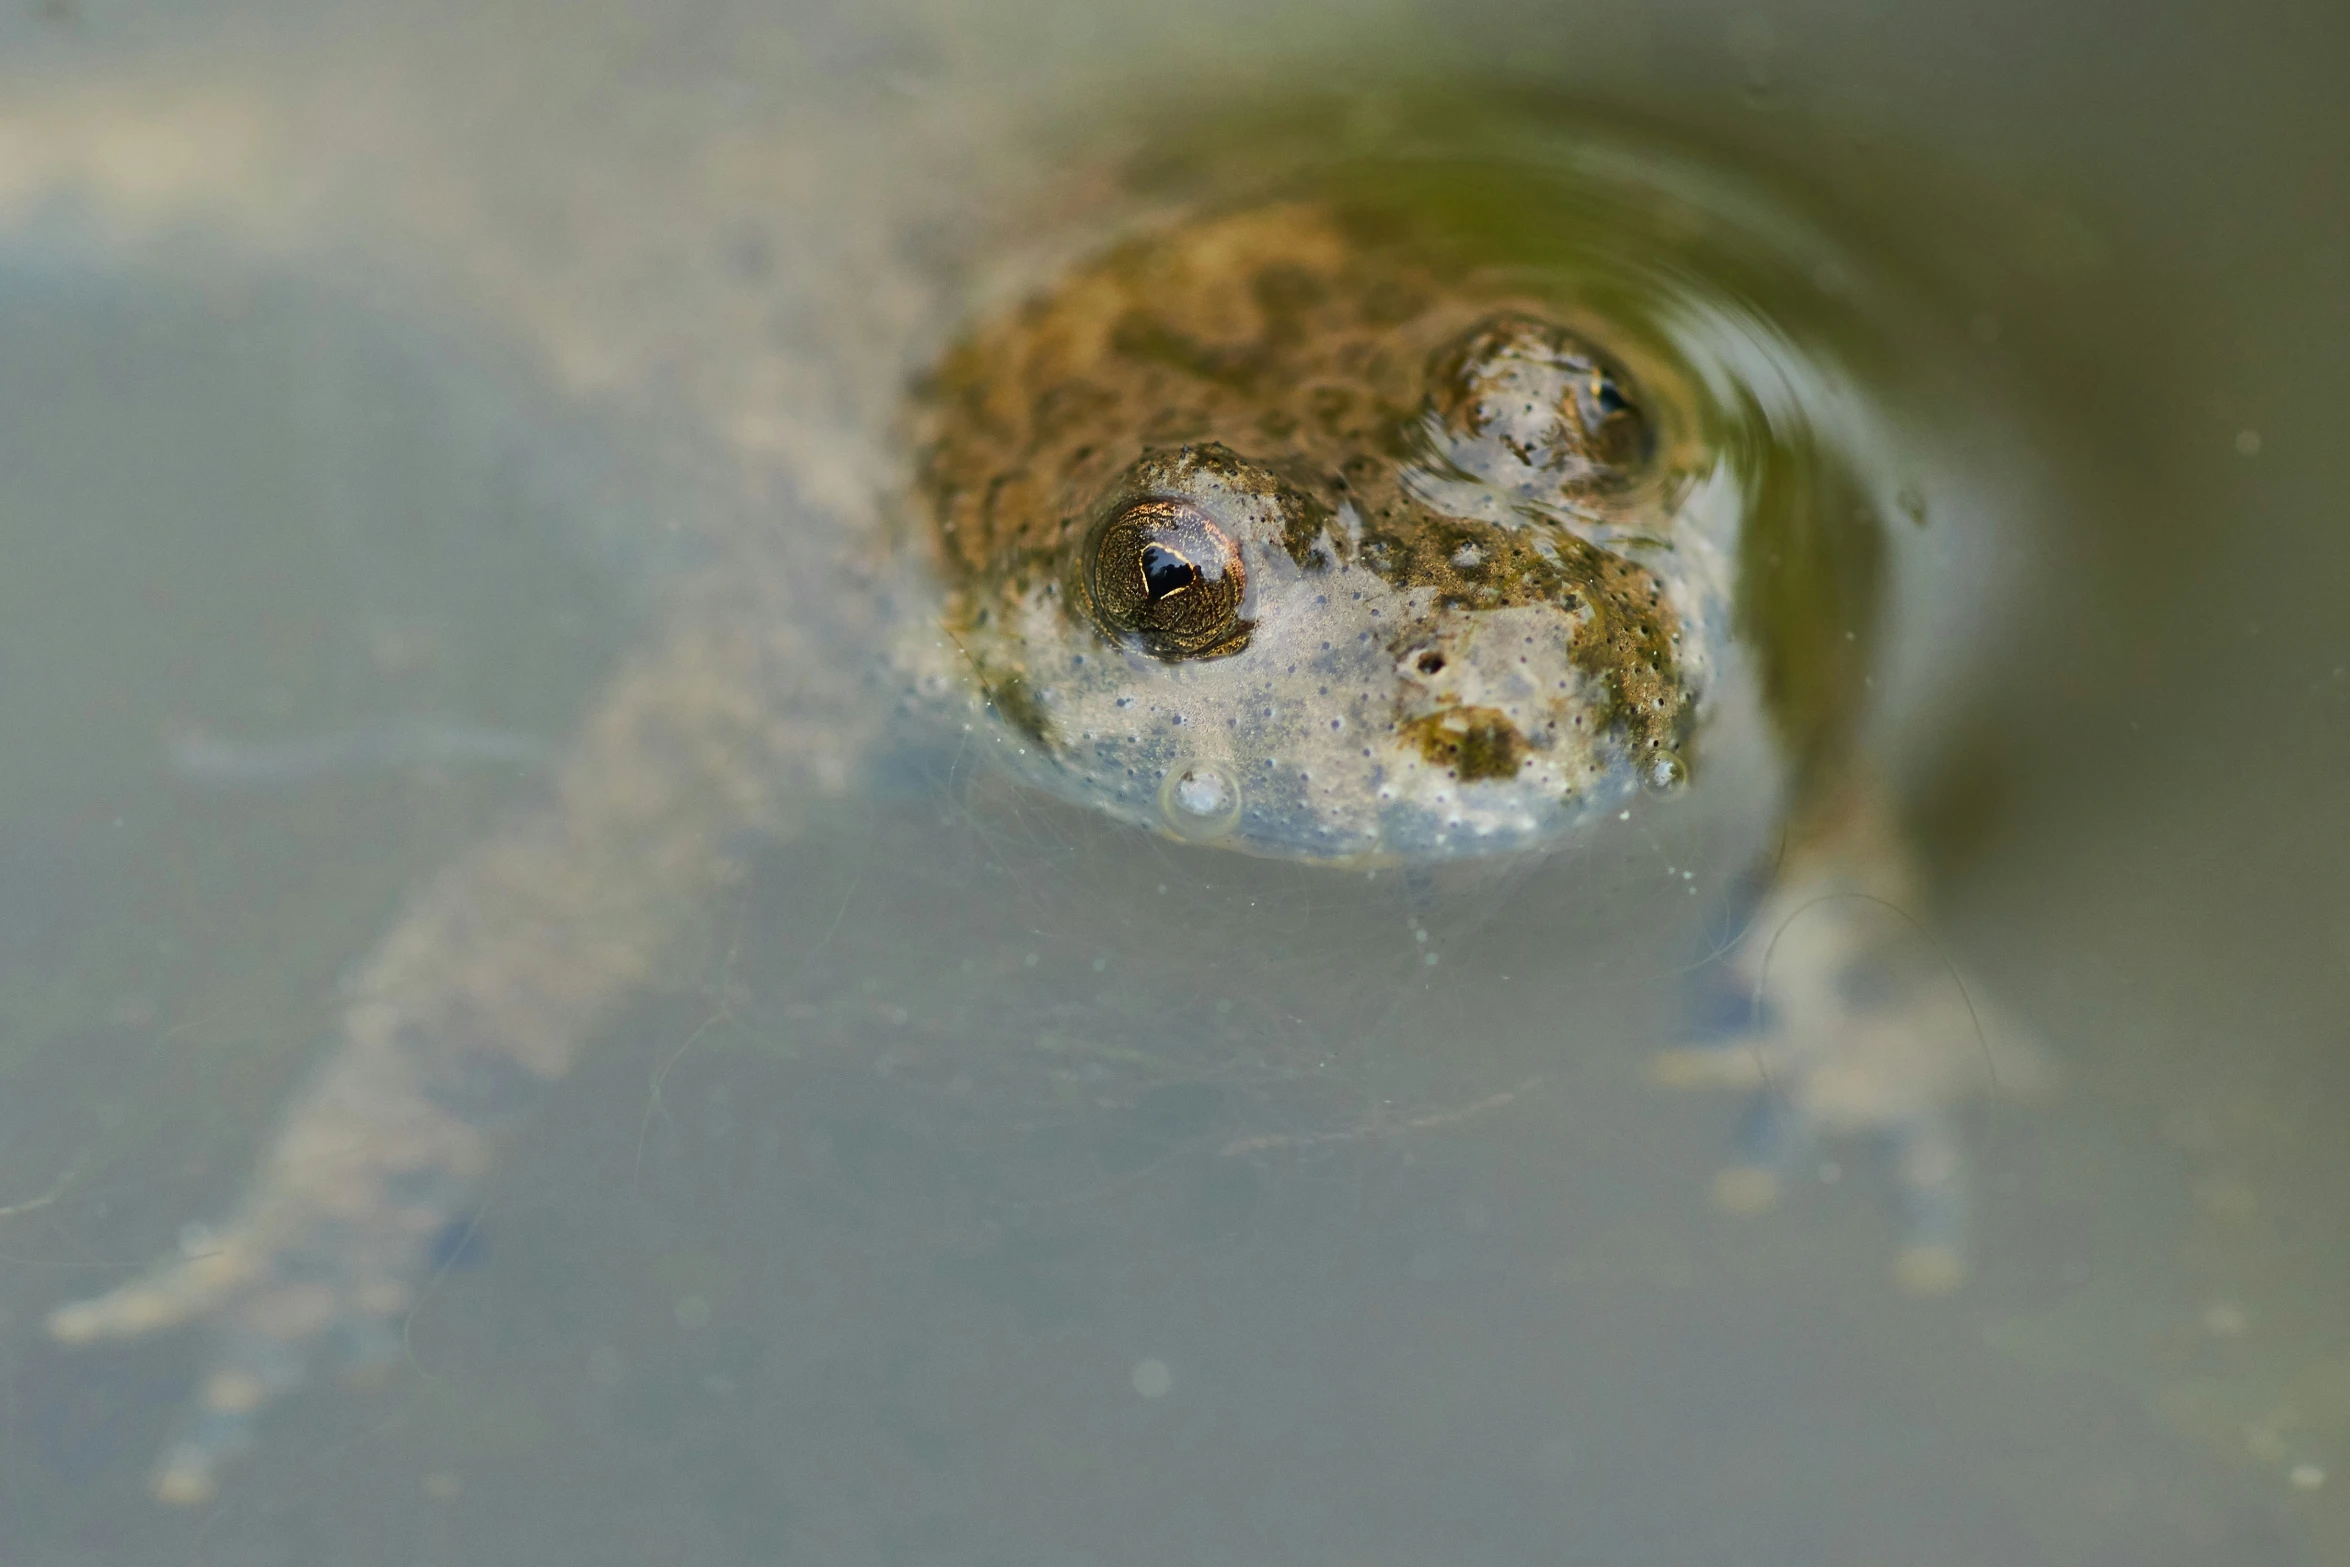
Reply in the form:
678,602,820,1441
0,2,2344,1563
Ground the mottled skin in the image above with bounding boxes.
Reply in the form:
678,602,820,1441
0,61,2039,1503
917,201,1714,860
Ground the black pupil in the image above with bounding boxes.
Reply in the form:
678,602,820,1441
1140,543,1198,601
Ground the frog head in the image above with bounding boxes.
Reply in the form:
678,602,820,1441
917,200,1722,862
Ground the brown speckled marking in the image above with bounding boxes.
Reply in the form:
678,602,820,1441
1403,705,1528,780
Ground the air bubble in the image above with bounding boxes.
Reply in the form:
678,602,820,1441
1158,761,1243,841
1645,751,1688,793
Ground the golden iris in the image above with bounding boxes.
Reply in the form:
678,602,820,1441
1084,498,1251,660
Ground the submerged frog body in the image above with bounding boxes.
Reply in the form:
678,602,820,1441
4,60,2042,1503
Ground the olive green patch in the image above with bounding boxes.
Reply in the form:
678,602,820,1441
984,672,1054,749
1404,706,1528,780
1109,313,1265,390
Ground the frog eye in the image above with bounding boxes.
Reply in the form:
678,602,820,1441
1085,498,1252,660
1428,312,1651,491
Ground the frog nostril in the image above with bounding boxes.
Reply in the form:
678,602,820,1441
1416,651,1448,676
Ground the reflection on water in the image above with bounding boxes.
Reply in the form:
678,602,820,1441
0,1,2345,1563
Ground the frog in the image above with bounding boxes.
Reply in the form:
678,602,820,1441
3,50,2044,1505
912,193,2047,1297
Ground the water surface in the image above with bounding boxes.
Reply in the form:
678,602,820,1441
0,2,2344,1563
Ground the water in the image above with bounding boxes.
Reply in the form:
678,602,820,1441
0,2,2345,1563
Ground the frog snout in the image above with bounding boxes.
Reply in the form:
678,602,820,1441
1396,611,1569,715
1392,606,1596,781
